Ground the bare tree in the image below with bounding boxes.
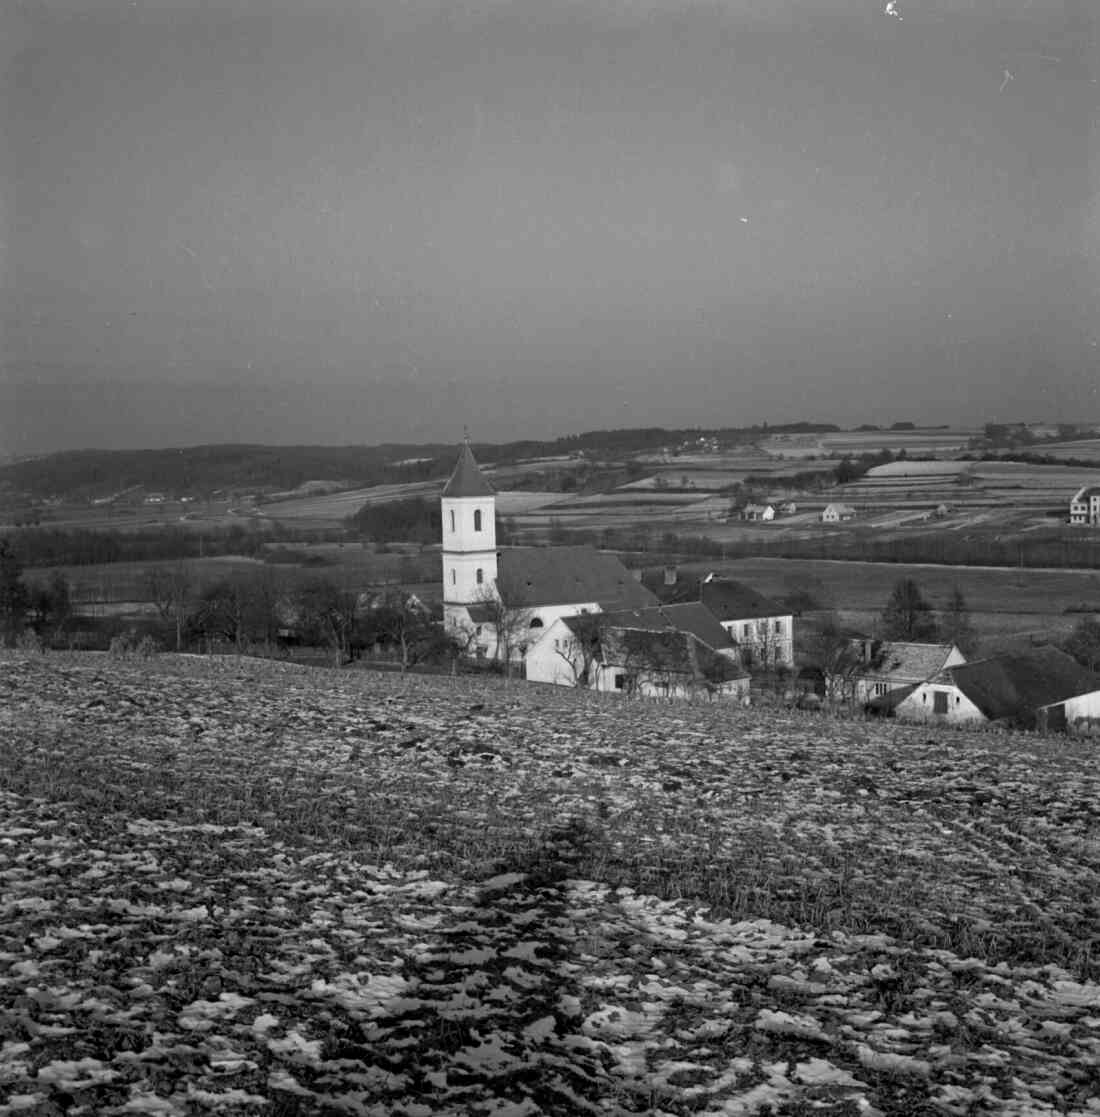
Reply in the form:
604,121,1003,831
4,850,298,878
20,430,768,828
803,615,866,710
552,613,608,688
473,578,535,677
296,577,360,666
144,563,194,651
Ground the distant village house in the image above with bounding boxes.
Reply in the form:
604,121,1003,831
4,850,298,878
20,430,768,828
1069,486,1100,526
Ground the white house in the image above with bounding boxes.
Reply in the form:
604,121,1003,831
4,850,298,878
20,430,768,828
822,503,857,523
893,646,1100,732
855,641,966,706
441,443,655,663
741,503,775,522
1069,486,1100,526
526,612,748,700
639,570,795,670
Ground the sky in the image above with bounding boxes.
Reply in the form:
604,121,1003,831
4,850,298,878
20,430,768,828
2,0,1098,454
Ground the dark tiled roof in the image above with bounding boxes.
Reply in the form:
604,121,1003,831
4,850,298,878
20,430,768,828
858,642,960,683
600,627,745,682
441,444,494,498
638,572,787,619
465,603,496,624
944,646,1100,722
588,602,735,650
866,683,919,713
497,547,657,610
699,579,787,622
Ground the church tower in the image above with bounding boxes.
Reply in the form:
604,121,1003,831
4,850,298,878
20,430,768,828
441,441,498,613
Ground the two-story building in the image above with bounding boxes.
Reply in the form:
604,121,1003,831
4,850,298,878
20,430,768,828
1069,486,1100,526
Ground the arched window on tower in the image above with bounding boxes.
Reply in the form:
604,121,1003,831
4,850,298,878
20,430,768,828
474,509,483,532
476,568,484,585
529,617,544,629
449,509,455,532
451,569,456,585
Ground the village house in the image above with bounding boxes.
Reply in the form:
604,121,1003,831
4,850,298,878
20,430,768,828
441,443,655,663
641,569,795,669
740,503,775,522
525,609,748,699
1069,486,1100,526
891,646,1100,733
855,641,966,707
821,503,857,523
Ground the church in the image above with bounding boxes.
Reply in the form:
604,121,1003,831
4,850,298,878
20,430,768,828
440,442,657,663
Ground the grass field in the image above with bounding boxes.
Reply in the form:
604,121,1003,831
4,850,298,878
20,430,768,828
1,652,1098,1115
655,555,1100,651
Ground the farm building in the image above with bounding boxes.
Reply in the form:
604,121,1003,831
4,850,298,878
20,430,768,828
526,613,748,699
855,641,966,706
822,503,856,522
441,443,655,663
642,570,794,669
892,646,1100,732
1069,485,1100,526
740,503,775,522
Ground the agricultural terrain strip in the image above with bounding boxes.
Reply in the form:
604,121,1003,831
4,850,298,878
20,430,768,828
1,654,1099,1115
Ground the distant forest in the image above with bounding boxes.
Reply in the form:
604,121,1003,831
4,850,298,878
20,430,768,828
0,424,840,500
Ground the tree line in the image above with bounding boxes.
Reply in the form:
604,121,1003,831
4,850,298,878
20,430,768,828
0,540,459,668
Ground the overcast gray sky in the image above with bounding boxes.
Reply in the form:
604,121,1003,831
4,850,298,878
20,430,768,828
2,0,1098,453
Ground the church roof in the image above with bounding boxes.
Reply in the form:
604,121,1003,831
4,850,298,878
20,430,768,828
442,443,494,498
497,547,657,610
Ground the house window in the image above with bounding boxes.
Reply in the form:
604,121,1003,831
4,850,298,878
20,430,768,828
774,620,783,634
529,617,543,629
474,509,482,531
933,690,949,715
476,568,484,584
614,674,625,690
450,509,455,532
743,624,752,638
475,625,483,636
873,682,888,697
450,569,456,585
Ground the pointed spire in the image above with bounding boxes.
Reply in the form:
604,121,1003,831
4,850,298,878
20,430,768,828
442,441,494,498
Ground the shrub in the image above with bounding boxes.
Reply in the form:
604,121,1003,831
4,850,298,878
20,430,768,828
15,629,45,655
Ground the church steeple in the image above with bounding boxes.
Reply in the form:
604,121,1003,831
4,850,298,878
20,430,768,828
442,440,495,499
440,441,497,607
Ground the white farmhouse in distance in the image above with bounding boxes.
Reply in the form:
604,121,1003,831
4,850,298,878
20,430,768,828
821,503,857,523
1069,486,1100,526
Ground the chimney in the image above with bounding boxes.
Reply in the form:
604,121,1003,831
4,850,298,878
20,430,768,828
632,568,643,581
664,565,678,586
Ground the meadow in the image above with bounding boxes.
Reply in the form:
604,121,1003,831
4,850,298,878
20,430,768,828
1,652,1098,1115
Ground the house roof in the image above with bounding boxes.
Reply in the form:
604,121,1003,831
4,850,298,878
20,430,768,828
569,602,735,651
1071,485,1100,502
637,572,787,619
441,443,494,498
599,627,745,682
824,503,856,514
699,578,787,622
497,547,657,610
866,683,919,713
858,641,960,683
939,646,1100,721
465,603,496,624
